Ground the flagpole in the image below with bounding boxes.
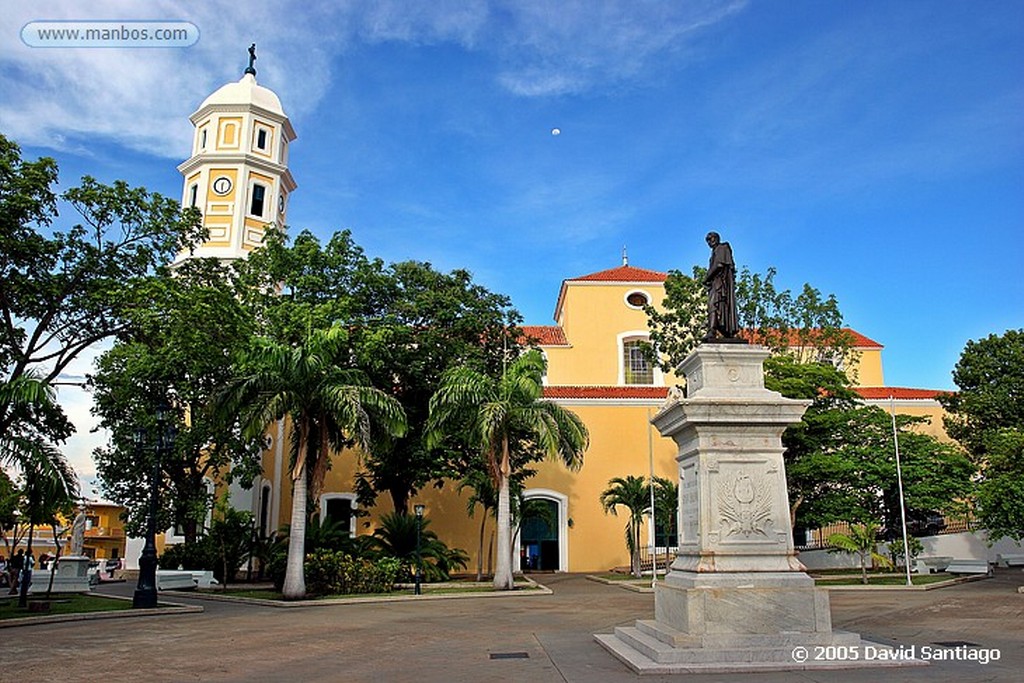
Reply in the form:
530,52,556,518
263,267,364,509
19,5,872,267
648,407,657,589
890,396,913,586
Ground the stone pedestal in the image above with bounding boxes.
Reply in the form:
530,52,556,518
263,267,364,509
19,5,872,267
595,344,924,673
56,555,90,578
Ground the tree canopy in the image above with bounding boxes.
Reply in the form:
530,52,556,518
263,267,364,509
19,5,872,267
940,329,1024,542
90,258,263,540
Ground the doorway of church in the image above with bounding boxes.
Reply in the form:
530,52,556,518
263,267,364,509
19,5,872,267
519,498,559,572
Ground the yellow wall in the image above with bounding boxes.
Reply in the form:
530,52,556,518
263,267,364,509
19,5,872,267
852,348,884,387
253,270,953,574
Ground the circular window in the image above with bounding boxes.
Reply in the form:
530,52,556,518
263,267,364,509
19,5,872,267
625,291,650,308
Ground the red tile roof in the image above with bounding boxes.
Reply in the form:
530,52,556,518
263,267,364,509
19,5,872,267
540,385,947,401
739,328,883,349
567,265,668,283
521,326,568,346
854,387,951,400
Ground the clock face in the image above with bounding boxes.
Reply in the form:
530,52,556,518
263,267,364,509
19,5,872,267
278,194,285,214
212,176,232,196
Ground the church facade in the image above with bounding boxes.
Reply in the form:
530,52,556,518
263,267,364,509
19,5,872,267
156,64,949,574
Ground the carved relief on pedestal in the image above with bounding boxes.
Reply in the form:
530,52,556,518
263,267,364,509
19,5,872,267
712,467,781,543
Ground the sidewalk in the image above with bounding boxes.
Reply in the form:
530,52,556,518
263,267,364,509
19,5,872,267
1,569,1020,681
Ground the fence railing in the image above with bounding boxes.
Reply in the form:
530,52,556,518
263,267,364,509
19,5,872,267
794,515,980,551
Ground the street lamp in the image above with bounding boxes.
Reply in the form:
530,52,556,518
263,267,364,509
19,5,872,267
413,504,425,596
133,400,175,609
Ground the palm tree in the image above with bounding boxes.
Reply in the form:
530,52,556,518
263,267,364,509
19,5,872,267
0,436,78,606
426,349,588,590
600,475,651,578
365,511,468,582
827,521,893,584
221,326,406,599
652,476,679,572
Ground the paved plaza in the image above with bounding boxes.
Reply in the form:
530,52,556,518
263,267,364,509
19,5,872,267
2,570,1021,682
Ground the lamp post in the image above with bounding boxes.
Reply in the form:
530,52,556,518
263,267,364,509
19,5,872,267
133,401,175,609
413,504,425,596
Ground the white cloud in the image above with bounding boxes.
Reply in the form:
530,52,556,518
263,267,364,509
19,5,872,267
0,0,344,158
1,0,746,157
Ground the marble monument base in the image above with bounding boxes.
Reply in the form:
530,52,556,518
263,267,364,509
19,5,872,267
597,571,925,674
595,344,924,673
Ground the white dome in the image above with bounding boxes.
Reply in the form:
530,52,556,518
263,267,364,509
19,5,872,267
198,73,285,117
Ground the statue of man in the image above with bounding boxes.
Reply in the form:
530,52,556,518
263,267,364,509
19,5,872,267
245,43,257,76
70,506,87,556
703,231,740,340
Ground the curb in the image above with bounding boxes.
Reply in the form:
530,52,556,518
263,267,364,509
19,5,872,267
818,574,990,591
167,576,552,608
0,595,203,629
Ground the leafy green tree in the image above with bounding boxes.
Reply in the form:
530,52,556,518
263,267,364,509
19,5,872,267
234,229,523,515
784,402,973,536
827,522,893,584
91,259,262,542
221,325,407,600
646,266,853,373
941,330,1024,457
940,330,1024,542
207,496,253,589
0,134,203,443
426,350,588,590
353,260,523,516
600,475,651,578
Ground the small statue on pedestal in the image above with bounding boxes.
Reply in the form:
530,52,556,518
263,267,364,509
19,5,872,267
703,231,742,342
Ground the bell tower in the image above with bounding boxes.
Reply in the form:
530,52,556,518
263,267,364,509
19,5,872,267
175,44,297,263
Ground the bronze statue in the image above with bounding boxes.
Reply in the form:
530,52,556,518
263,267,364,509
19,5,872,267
245,43,257,76
703,231,741,340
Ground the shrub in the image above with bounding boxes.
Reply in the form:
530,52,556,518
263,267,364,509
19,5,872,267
887,536,924,569
305,550,401,596
158,539,218,573
366,512,469,582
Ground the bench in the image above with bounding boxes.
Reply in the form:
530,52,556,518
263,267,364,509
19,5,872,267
26,570,91,594
190,570,218,588
996,553,1024,568
914,556,953,574
155,569,220,590
944,559,992,575
156,570,199,590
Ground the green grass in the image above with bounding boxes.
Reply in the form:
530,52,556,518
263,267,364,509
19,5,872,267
593,573,649,582
814,574,952,586
0,594,132,620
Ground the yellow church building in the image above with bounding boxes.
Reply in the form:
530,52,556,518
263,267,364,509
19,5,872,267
141,60,950,575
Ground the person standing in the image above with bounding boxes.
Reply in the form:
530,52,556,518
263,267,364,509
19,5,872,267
703,231,740,340
8,549,24,594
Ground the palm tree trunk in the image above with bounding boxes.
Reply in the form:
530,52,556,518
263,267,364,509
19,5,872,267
494,437,514,590
494,472,513,589
282,468,307,599
633,520,642,578
476,514,486,582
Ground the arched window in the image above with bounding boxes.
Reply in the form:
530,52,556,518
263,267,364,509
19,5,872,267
623,339,653,385
319,493,357,537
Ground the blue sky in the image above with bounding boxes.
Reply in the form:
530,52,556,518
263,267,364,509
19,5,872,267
2,1,1022,481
